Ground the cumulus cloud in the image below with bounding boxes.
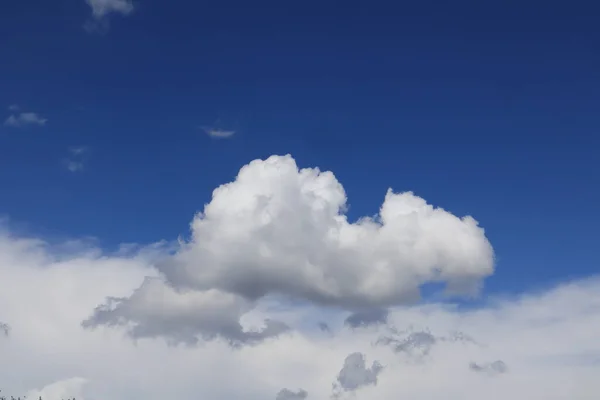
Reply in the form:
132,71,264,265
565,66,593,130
82,277,289,346
85,155,494,345
86,0,134,19
276,388,308,400
4,112,47,128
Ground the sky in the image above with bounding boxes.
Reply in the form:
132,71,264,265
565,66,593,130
0,1,599,399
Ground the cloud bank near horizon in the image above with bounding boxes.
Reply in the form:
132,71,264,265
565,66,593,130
1,154,598,400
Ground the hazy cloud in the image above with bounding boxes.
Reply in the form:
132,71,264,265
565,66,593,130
378,330,438,358
25,378,89,400
69,146,88,156
4,112,47,128
203,128,236,139
0,231,599,399
64,146,89,173
82,277,289,346
318,322,330,332
469,360,508,375
84,0,134,33
0,321,9,336
8,104,19,111
65,161,85,172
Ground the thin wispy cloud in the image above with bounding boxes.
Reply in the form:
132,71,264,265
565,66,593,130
202,127,236,139
69,146,89,156
84,0,134,33
65,161,85,173
63,146,90,173
8,104,19,112
4,111,47,128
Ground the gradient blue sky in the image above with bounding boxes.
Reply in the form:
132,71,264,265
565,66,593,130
1,0,598,297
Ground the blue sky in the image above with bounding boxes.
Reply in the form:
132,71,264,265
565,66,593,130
1,0,599,297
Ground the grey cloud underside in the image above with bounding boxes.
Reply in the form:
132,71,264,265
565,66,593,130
335,352,383,393
377,328,477,359
469,360,508,375
344,308,389,328
0,321,9,336
82,277,289,347
276,388,308,400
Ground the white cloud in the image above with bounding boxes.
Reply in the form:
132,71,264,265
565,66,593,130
86,154,493,345
203,127,236,139
8,104,19,112
85,0,134,19
0,230,599,400
64,146,89,173
4,112,47,128
26,378,89,400
0,155,599,399
84,0,134,33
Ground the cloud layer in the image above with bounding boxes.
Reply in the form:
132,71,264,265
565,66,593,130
0,155,598,400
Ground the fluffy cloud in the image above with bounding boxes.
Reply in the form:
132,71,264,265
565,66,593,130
344,308,389,328
86,155,493,345
1,155,599,400
4,112,47,128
